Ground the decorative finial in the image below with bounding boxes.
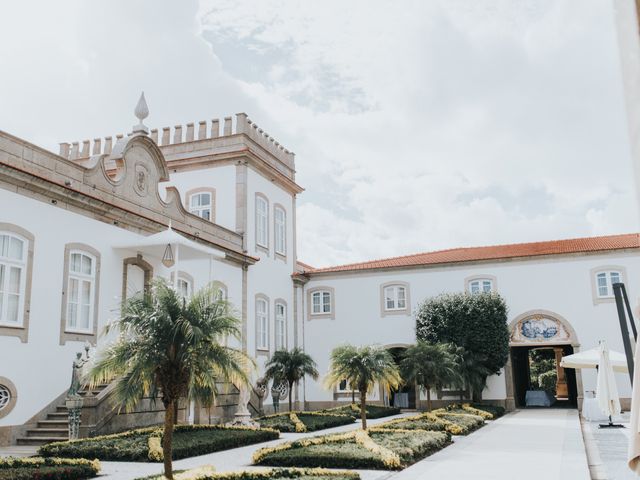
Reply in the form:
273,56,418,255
132,92,149,135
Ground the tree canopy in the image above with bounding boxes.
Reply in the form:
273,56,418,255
264,347,319,411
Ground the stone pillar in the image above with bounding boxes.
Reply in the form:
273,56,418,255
66,397,84,440
554,347,568,399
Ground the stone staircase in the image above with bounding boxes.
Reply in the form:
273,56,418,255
16,384,109,446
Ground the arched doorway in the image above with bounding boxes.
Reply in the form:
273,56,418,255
385,345,418,410
506,310,583,410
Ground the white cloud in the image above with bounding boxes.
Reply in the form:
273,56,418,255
1,0,637,268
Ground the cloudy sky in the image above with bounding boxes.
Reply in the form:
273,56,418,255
1,0,638,267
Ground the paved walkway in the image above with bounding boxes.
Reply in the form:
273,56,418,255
393,409,590,480
585,412,636,479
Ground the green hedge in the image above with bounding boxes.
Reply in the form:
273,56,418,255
39,425,279,462
318,405,400,419
0,457,100,480
258,413,354,433
138,467,360,480
254,430,449,470
435,413,484,435
375,415,447,432
470,403,505,418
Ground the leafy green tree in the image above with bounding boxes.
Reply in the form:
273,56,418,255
87,280,252,480
324,345,401,429
263,347,319,412
415,292,509,400
400,342,459,411
451,346,492,402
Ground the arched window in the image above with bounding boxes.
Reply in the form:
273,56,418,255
274,206,286,256
380,282,411,316
0,232,27,326
591,267,626,302
66,250,97,332
255,194,269,249
275,301,287,350
187,189,215,222
177,276,192,300
256,296,269,351
465,275,497,294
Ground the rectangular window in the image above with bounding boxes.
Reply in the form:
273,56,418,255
67,252,95,332
256,299,268,350
256,196,268,248
312,291,331,314
275,207,286,255
384,285,407,310
0,234,26,326
275,302,286,350
189,192,212,221
596,271,622,298
177,278,191,299
469,279,493,294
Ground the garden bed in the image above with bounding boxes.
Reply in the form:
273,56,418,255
317,404,400,419
375,412,448,432
253,428,450,470
431,409,484,435
0,457,100,480
138,467,360,480
258,412,354,433
469,403,505,418
39,424,279,462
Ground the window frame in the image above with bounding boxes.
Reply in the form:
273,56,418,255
274,299,287,351
60,243,101,345
186,188,216,223
274,204,287,258
255,294,270,354
65,250,97,334
464,275,497,295
0,232,28,328
379,281,411,317
255,193,269,251
307,286,335,320
591,266,627,304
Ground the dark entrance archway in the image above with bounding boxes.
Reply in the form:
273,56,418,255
387,346,417,409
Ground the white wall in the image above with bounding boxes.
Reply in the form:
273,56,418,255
302,250,640,403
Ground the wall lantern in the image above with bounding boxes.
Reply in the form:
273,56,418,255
162,243,175,268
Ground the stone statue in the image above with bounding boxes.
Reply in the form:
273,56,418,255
237,384,251,416
68,352,88,397
254,377,268,416
271,381,288,413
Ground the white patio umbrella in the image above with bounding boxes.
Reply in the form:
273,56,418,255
560,346,629,373
595,341,621,420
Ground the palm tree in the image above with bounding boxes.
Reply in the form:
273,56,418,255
452,346,492,402
87,280,253,480
263,347,319,412
400,342,459,411
325,344,401,429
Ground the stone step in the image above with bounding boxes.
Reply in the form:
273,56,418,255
16,436,67,446
38,420,69,428
26,428,69,437
48,413,68,420
55,406,67,413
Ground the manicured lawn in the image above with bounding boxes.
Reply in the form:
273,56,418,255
317,404,401,419
258,412,354,433
0,457,100,480
38,425,279,462
253,428,450,470
138,467,360,480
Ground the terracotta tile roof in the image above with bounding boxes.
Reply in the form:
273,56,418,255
298,233,640,275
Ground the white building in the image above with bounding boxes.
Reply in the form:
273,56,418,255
0,99,637,445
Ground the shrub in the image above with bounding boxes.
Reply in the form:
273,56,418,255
258,412,354,433
253,429,449,470
0,457,100,480
39,425,279,462
444,403,493,420
318,404,400,420
539,370,557,395
470,403,505,418
375,412,447,432
138,467,360,480
431,410,484,435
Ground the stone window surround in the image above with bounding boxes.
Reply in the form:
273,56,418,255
255,192,269,255
380,281,411,317
0,223,34,343
59,243,101,346
590,265,627,305
170,270,195,295
185,187,216,223
464,274,498,294
274,298,288,351
307,286,335,320
122,254,154,302
255,293,270,356
211,280,228,301
0,377,17,420
273,203,287,261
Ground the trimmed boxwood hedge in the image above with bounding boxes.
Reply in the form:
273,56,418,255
375,413,447,432
432,411,484,435
470,403,506,418
138,467,361,480
258,413,354,433
0,457,100,480
254,429,450,470
39,424,279,462
318,404,400,419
